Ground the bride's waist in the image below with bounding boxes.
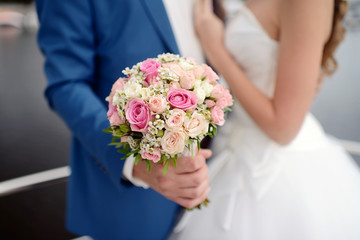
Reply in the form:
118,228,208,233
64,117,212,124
213,113,327,155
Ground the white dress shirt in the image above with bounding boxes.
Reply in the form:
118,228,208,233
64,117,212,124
122,0,205,188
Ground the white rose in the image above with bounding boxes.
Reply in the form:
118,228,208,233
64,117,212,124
201,80,214,97
124,81,142,98
193,81,206,104
184,112,209,138
161,130,187,155
179,60,194,71
140,87,152,101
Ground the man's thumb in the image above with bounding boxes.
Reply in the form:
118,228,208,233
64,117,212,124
199,149,212,159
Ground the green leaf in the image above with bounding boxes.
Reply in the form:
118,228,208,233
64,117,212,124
170,157,177,168
123,143,130,151
186,111,193,119
109,141,123,148
157,129,164,138
145,160,152,172
161,154,168,163
102,126,113,134
119,124,130,133
134,154,141,165
163,160,170,175
213,126,217,136
118,148,130,154
224,106,232,112
131,132,143,139
197,139,200,151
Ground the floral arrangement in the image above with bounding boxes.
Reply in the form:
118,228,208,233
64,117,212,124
104,53,233,174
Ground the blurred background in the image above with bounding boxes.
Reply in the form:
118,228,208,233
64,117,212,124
0,0,359,239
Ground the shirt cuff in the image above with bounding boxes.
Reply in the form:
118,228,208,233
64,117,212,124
122,155,149,189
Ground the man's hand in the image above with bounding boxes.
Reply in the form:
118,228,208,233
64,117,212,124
133,149,212,209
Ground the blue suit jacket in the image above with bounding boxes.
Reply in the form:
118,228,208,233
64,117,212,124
36,0,181,239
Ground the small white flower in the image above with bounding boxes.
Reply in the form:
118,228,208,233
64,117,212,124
153,119,165,129
128,136,139,149
157,53,181,63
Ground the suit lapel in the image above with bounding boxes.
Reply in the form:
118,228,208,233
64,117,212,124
140,0,180,54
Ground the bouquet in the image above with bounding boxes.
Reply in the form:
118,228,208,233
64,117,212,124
104,53,233,176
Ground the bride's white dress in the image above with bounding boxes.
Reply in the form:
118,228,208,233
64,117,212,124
169,4,360,240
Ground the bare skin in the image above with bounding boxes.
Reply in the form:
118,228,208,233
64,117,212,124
133,149,212,209
194,0,333,145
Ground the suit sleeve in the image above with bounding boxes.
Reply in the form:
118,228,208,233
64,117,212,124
36,0,132,192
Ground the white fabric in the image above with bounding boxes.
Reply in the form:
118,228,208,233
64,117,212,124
122,0,204,187
122,155,149,189
169,3,360,240
163,0,205,64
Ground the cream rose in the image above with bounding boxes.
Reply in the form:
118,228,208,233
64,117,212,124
161,130,187,155
179,71,195,90
166,109,186,130
184,112,209,138
149,95,167,114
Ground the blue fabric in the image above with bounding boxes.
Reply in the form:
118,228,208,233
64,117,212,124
36,0,181,239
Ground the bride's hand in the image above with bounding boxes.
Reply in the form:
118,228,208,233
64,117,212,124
194,0,225,51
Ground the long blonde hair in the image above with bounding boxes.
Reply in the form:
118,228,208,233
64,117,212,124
213,0,349,76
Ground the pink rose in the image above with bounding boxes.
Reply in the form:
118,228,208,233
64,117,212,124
140,59,161,86
145,76,159,87
149,96,167,114
141,148,161,163
125,98,153,133
112,77,125,92
193,65,205,80
161,130,187,155
205,99,216,108
109,77,125,99
211,106,225,126
179,71,195,90
107,102,125,126
210,84,225,99
163,63,184,77
166,109,186,130
167,89,198,111
223,88,234,106
203,64,219,84
215,97,228,109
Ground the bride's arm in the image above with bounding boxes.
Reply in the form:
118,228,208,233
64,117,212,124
195,0,333,145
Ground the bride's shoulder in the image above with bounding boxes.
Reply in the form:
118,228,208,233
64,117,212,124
278,0,334,40
279,0,334,19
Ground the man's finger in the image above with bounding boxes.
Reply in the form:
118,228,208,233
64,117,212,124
199,149,212,159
